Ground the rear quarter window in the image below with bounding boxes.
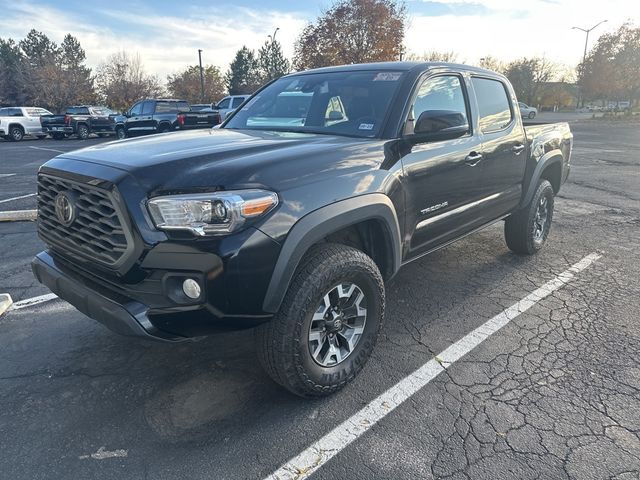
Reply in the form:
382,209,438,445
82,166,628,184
471,77,513,133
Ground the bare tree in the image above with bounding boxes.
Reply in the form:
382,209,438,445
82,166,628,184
476,55,505,73
504,57,559,105
406,51,460,63
96,51,163,111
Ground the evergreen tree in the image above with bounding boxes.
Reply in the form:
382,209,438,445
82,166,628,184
225,46,261,95
0,38,27,105
257,38,290,84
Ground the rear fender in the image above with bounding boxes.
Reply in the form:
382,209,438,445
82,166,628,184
519,150,564,208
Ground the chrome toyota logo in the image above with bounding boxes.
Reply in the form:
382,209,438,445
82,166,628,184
54,192,76,226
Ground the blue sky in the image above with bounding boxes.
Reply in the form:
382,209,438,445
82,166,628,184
0,0,637,78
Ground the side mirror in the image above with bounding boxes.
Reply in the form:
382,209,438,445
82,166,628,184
411,110,469,142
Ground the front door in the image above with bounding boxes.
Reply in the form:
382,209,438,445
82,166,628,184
400,73,486,260
125,101,144,133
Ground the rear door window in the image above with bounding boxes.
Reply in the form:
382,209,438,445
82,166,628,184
9,108,23,117
472,77,513,133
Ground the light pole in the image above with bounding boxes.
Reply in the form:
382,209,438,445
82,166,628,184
572,20,607,108
267,27,280,44
197,49,205,103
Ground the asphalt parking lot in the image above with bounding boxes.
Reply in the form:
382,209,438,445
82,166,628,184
1,119,639,479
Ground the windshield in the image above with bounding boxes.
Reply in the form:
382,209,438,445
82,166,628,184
224,70,405,138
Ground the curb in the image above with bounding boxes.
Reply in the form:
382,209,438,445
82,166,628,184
0,293,13,317
0,210,37,222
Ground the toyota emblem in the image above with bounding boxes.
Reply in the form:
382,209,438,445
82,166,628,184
54,192,76,226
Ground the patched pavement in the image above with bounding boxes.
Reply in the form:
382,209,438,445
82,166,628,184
0,122,639,479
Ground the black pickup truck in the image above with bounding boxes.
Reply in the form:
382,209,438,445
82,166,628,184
40,106,123,140
32,62,572,397
119,98,221,138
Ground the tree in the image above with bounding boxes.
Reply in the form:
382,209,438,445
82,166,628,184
477,55,505,73
96,51,163,111
406,51,460,63
504,57,558,105
0,38,27,105
257,38,290,84
293,0,406,70
579,22,640,107
167,65,226,104
225,46,261,95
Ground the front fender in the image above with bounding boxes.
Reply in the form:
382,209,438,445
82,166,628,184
262,193,402,313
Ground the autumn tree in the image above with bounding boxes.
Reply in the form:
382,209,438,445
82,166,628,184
293,0,406,70
504,57,558,105
225,46,261,95
167,65,226,104
579,22,640,107
96,51,163,111
257,38,290,84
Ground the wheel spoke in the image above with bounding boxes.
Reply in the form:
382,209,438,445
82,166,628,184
308,282,368,367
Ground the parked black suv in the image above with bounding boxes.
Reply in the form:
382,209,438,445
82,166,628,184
32,62,572,397
119,99,220,138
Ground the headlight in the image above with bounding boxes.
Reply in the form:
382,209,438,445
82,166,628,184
147,189,278,236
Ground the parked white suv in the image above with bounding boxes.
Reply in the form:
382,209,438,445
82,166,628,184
215,95,249,120
0,107,52,141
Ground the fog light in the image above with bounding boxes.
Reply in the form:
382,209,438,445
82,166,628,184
182,279,201,299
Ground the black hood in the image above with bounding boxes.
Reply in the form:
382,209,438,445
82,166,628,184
57,128,386,195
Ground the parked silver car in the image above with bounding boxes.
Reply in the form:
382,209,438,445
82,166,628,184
215,95,249,120
518,102,538,119
0,106,52,141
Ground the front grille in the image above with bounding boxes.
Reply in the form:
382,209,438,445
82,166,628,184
37,174,131,267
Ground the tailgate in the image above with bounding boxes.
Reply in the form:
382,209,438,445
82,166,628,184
40,115,65,127
182,112,220,127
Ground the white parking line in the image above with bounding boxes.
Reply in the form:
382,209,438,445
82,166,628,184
264,252,602,480
28,146,66,154
10,293,58,310
0,174,16,178
0,193,36,204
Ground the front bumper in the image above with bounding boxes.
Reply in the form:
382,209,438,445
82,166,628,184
32,251,185,342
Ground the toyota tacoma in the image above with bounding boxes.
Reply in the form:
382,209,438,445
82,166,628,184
32,62,572,397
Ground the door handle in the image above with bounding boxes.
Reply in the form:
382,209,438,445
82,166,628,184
465,152,483,166
512,144,525,155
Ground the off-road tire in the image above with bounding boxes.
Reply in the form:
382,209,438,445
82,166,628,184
256,243,385,397
505,179,554,254
77,124,89,140
115,127,126,140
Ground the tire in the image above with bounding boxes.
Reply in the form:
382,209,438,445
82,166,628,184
9,125,24,142
97,133,109,138
77,124,89,140
115,127,126,140
528,111,536,119
256,243,385,397
52,133,65,140
157,123,171,134
504,179,554,254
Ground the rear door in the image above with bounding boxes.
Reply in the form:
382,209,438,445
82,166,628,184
471,76,527,218
400,72,486,260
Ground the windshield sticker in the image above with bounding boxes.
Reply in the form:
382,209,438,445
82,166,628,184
373,72,402,81
358,123,375,130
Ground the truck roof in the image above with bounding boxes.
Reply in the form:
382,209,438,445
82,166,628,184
292,61,499,77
